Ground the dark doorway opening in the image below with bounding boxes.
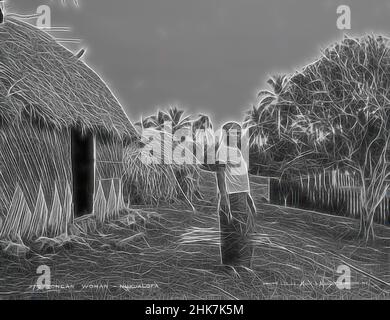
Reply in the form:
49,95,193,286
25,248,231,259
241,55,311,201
0,2,4,24
71,128,95,217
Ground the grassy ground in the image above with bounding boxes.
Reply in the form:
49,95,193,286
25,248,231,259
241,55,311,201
0,172,389,300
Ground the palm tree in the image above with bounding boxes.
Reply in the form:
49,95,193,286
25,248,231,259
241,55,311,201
243,105,272,175
242,75,291,175
192,114,213,132
154,110,170,130
51,0,80,7
257,74,289,137
136,110,170,130
243,105,268,150
166,106,192,133
135,116,157,130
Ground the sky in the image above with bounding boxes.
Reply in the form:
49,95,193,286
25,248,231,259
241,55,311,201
7,0,390,127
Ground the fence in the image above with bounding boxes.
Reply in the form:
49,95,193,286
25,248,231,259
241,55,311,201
268,170,389,226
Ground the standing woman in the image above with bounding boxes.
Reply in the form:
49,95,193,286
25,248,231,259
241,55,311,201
216,122,257,268
194,117,257,268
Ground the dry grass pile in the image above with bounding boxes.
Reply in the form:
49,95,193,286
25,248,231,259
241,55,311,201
123,129,202,207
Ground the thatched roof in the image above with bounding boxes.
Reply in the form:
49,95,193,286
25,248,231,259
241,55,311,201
0,18,138,139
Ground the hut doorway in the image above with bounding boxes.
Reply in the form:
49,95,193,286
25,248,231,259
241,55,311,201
71,128,95,217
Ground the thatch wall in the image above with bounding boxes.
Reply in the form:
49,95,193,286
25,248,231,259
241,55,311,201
0,122,128,210
96,133,124,181
95,133,125,200
0,121,71,217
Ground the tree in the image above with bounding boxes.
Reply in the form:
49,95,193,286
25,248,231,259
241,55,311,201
243,75,297,176
166,106,191,133
135,110,170,130
192,114,213,132
135,116,157,130
137,106,191,132
149,110,170,130
243,105,265,149
257,74,289,137
243,105,270,174
274,35,390,241
50,0,80,7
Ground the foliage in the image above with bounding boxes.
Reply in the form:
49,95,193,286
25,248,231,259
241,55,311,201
243,74,295,176
247,35,390,240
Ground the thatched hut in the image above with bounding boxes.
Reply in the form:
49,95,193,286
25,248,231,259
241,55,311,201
0,18,138,239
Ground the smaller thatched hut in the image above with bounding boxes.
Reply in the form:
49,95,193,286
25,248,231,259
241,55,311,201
0,18,138,240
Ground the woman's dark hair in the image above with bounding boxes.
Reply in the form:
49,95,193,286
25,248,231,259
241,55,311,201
222,121,242,149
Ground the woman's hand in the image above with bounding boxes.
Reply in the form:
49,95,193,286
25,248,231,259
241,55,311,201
225,195,233,223
217,191,233,223
247,193,257,216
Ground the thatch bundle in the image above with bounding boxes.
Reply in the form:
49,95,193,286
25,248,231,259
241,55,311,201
123,128,201,206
